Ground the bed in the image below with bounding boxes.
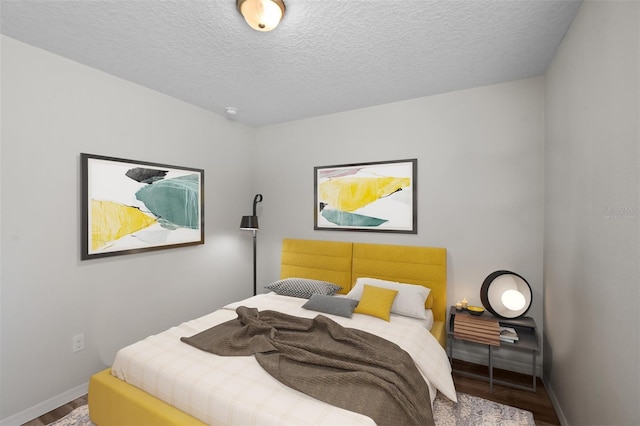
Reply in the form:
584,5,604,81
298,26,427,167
88,238,453,425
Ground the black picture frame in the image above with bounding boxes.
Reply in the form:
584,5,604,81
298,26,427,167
81,153,204,260
314,158,417,233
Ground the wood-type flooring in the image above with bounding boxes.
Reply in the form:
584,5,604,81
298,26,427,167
452,359,560,425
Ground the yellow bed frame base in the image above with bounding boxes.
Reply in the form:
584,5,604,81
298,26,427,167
88,368,206,426
89,239,448,425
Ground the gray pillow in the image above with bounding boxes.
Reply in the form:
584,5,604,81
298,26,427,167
302,294,359,318
264,278,342,299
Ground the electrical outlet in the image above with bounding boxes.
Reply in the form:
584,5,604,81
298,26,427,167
72,333,85,353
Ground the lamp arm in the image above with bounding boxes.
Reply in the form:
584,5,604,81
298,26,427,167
252,194,263,216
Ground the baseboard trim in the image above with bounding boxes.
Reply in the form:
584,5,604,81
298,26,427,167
0,382,88,426
542,375,569,426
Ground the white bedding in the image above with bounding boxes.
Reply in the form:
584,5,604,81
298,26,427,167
111,293,456,425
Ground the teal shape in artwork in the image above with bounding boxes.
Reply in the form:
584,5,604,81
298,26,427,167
321,209,388,227
135,174,200,229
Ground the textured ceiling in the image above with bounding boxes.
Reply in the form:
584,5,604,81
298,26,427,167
1,0,582,127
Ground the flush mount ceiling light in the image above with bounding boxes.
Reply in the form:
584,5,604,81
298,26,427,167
237,0,286,32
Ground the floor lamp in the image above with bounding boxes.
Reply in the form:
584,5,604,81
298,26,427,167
240,194,263,296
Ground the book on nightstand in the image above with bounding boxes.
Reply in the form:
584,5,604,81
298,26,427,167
500,326,519,343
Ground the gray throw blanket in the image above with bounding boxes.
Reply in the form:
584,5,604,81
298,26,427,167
181,306,434,426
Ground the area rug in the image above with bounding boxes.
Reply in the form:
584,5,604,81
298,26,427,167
433,392,535,425
48,392,535,425
47,405,93,426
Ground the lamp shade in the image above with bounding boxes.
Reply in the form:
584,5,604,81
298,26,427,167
240,215,259,230
480,270,532,319
237,0,285,32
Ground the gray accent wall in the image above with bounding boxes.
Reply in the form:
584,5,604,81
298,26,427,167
544,1,640,424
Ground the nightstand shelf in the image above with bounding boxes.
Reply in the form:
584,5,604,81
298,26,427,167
447,306,539,392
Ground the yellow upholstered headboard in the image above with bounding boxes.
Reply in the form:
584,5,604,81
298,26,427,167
280,239,447,322
280,239,447,347
351,242,447,324
280,239,353,294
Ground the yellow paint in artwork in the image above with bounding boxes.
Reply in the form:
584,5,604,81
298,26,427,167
319,176,410,212
91,200,157,250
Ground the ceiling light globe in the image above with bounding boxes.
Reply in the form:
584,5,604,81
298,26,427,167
238,0,285,32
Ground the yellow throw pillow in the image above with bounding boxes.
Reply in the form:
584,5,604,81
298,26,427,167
354,285,398,321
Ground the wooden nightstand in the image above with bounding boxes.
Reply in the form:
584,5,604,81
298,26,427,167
447,306,539,392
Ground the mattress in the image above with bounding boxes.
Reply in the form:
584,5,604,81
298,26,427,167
111,293,456,425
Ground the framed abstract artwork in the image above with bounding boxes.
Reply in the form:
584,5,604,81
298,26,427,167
81,153,204,259
314,159,417,233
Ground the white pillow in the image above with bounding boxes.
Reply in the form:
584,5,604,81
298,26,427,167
346,277,430,320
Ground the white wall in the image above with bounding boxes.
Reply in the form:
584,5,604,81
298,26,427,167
0,36,255,422
544,1,640,424
252,77,546,373
0,35,546,423
10,3,636,420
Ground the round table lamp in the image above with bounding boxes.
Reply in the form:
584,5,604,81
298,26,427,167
480,270,532,319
